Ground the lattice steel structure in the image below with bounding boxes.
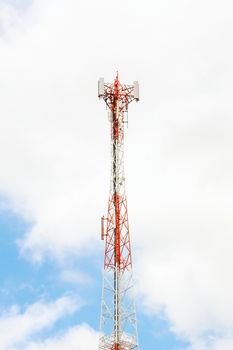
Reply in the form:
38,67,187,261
98,73,139,350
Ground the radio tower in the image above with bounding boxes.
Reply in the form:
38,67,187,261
98,73,139,350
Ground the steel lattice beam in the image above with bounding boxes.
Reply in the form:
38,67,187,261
98,73,139,350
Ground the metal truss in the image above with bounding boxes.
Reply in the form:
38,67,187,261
99,73,139,350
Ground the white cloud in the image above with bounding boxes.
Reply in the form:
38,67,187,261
0,0,109,261
60,269,91,285
0,296,81,349
22,324,98,350
0,0,233,349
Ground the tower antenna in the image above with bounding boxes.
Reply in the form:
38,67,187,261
98,74,139,350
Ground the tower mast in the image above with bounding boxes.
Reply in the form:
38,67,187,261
98,73,139,350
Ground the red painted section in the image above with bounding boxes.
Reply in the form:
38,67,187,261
104,194,132,271
113,74,119,141
115,193,121,266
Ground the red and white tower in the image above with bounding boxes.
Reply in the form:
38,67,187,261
98,73,139,350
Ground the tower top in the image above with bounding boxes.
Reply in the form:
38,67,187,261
98,75,139,108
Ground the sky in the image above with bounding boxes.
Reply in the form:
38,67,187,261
0,0,233,349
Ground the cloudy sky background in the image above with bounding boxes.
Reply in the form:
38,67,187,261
0,0,233,349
